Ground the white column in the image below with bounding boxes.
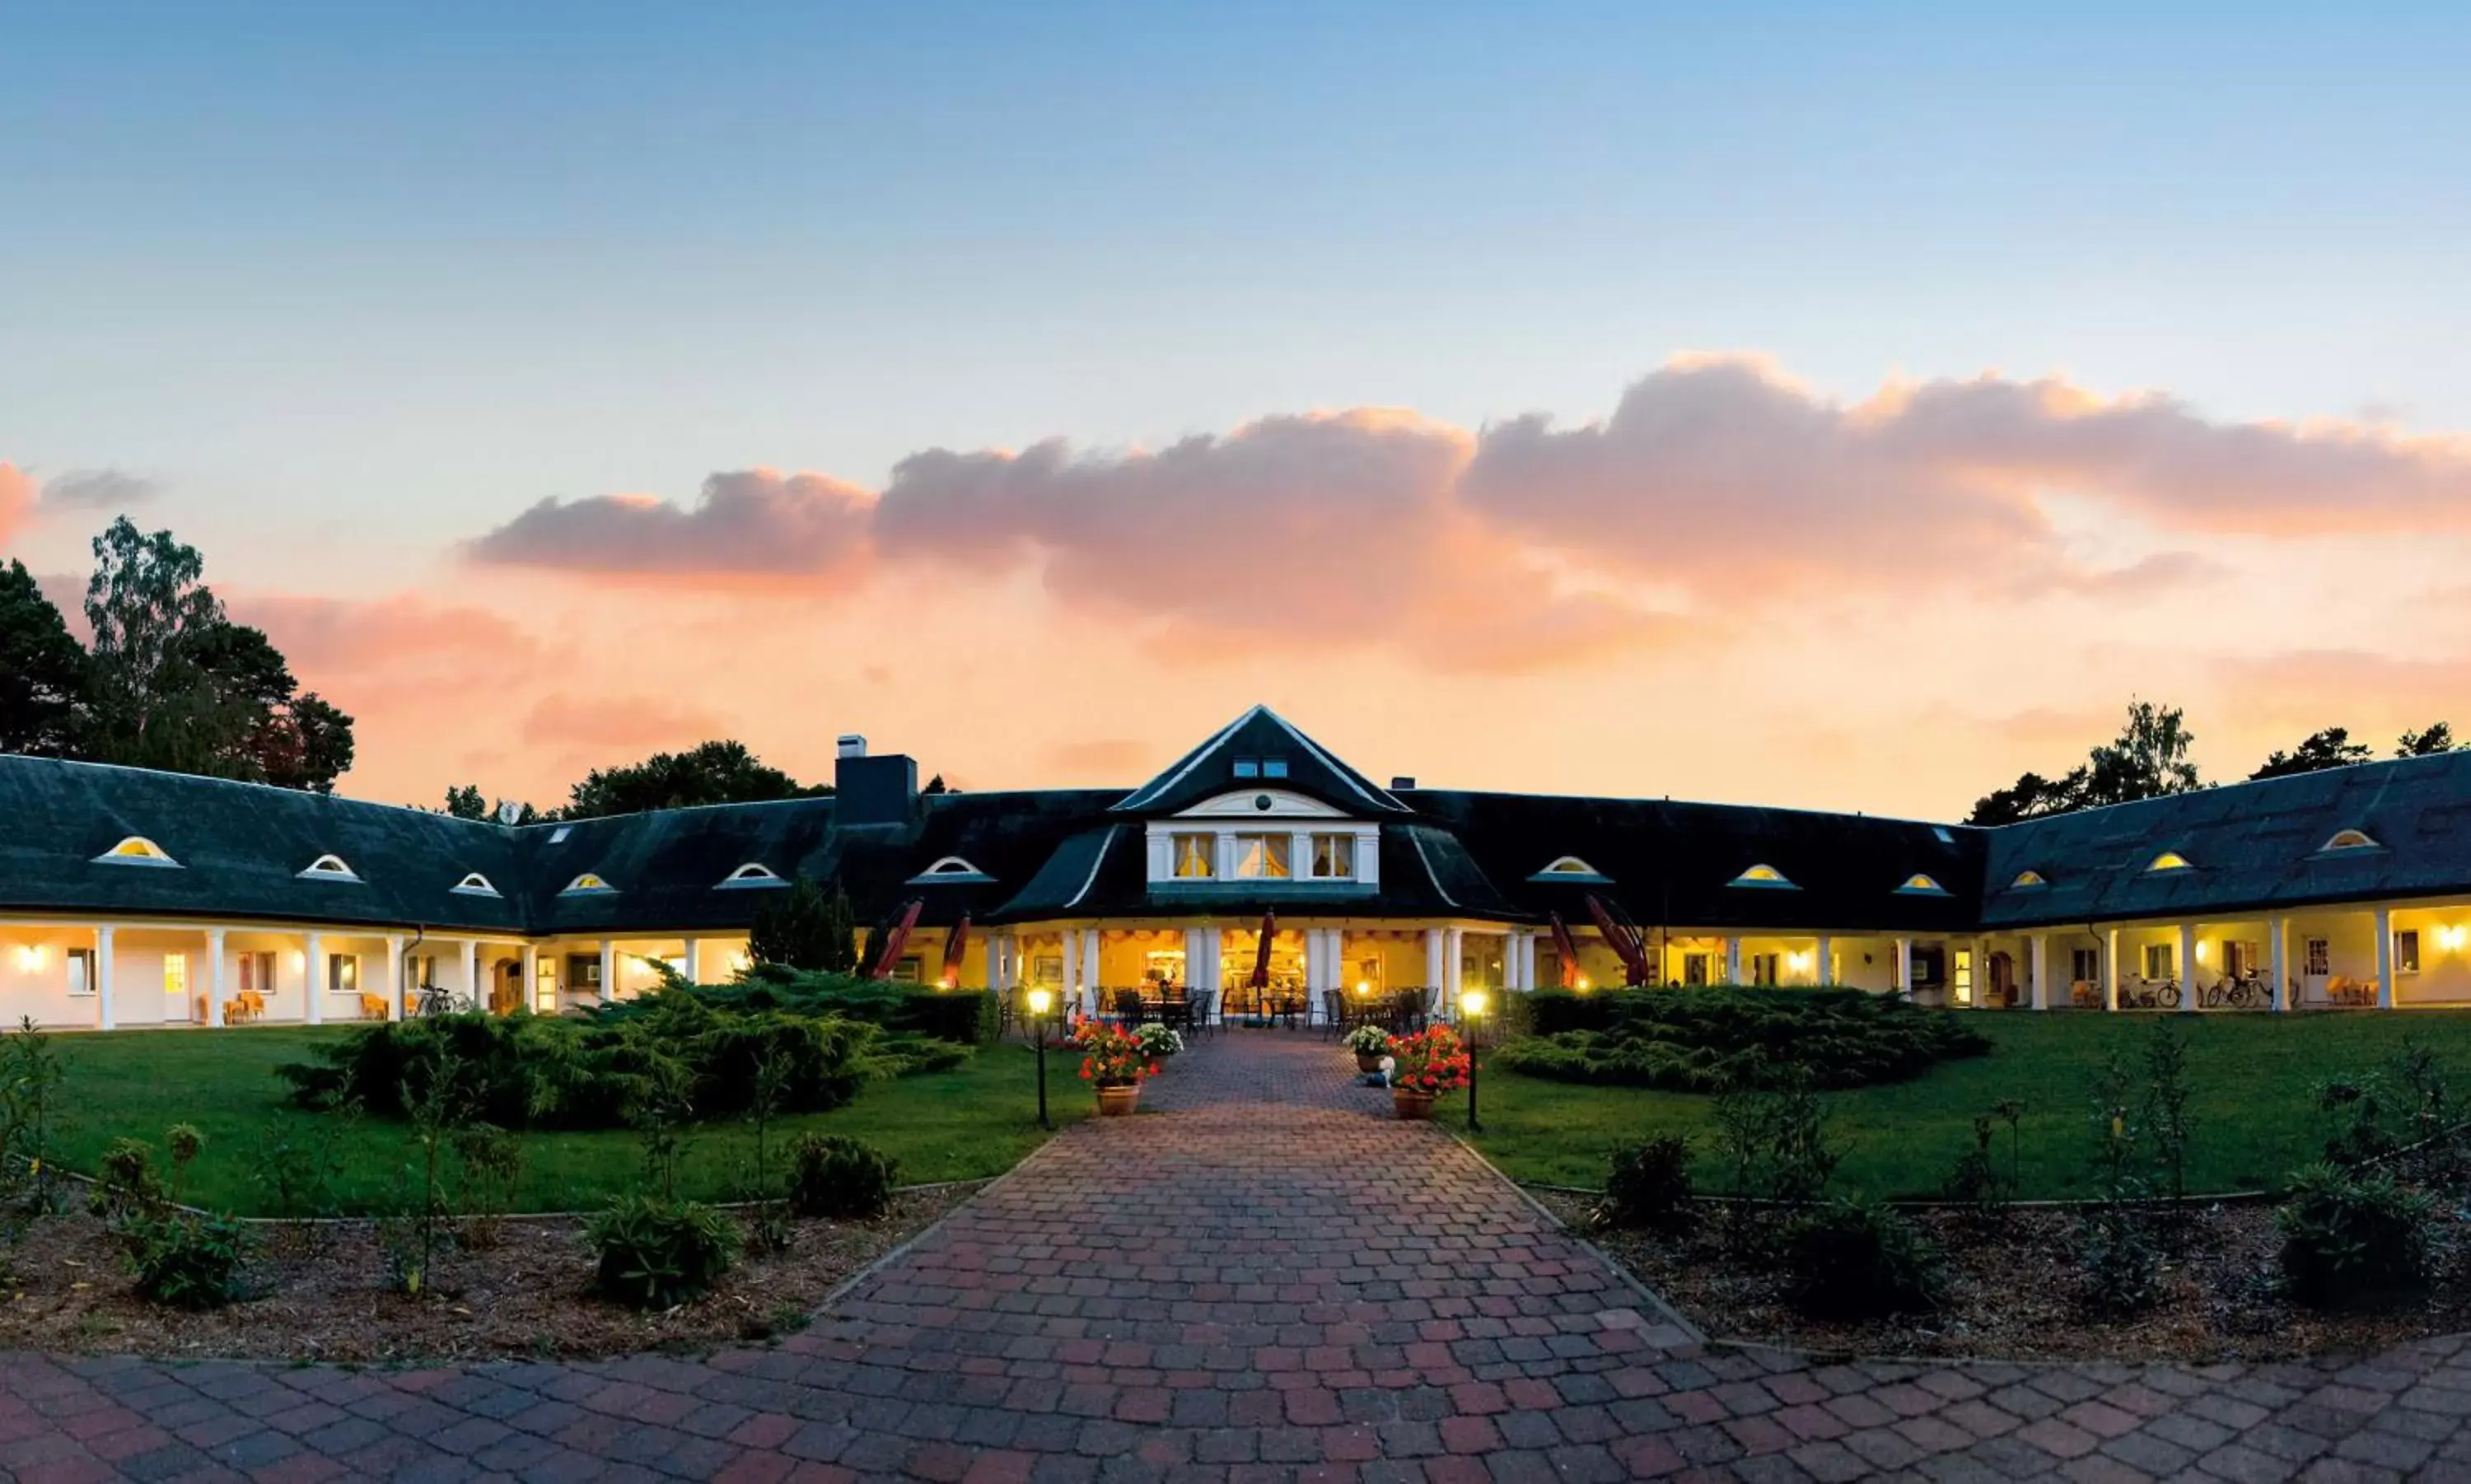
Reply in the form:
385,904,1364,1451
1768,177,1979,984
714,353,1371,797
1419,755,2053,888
597,939,615,1004
1202,929,1221,997
520,943,539,1014
1815,934,1833,987
465,939,483,1010
1082,930,1101,1015
1304,928,1324,998
2105,927,2121,1011
1894,936,1913,997
1058,930,1078,1009
1502,931,1524,992
385,935,405,1020
1443,926,1464,1018
304,931,323,1024
96,925,117,1031
1725,936,1743,986
2030,934,2049,1011
2178,923,2198,1014
207,928,227,1027
2376,906,2395,1010
683,938,703,985
1183,927,1205,992
2269,915,2288,1012
1424,927,1445,991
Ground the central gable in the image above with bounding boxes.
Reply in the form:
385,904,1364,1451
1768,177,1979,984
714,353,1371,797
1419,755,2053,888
1112,705,1409,817
1176,788,1351,819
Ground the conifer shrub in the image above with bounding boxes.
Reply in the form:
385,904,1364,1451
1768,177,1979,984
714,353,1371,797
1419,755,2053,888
1597,1134,1695,1233
1779,1200,1943,1319
787,1133,899,1220
1498,988,1988,1092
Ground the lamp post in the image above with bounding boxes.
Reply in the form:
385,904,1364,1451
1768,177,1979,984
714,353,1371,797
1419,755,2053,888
1028,987,1055,1131
1460,988,1488,1133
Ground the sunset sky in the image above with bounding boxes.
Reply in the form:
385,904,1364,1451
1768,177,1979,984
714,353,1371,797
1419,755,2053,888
9,3,2471,819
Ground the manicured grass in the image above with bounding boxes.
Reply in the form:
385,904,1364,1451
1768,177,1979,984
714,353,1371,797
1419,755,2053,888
1465,1011,2471,1200
37,1026,1082,1216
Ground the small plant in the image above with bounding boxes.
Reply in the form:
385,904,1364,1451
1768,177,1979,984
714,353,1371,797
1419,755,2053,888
2073,1206,2165,1316
787,1133,899,1220
1941,1114,2006,1218
586,1194,740,1309
2316,1073,2400,1167
1072,1020,1159,1089
1779,1200,1941,1319
1131,1023,1184,1059
1342,1024,1392,1057
122,1211,252,1310
2089,1052,2146,1204
1597,1134,1695,1233
451,1123,523,1249
1764,1079,1839,1206
163,1123,204,1206
381,1042,478,1296
738,1046,795,1252
2277,1162,2435,1309
0,1017,68,1210
88,1137,164,1226
1385,1025,1471,1095
2389,1036,2451,1143
2143,1019,2193,1206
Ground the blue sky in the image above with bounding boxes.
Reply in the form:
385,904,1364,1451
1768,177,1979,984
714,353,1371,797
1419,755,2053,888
6,3,2471,809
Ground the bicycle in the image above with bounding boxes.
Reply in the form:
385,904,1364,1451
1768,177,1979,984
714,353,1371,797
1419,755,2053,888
2124,977,2182,1010
413,982,464,1018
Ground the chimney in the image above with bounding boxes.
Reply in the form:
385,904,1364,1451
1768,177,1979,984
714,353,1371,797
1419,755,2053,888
836,739,918,827
1390,776,1418,791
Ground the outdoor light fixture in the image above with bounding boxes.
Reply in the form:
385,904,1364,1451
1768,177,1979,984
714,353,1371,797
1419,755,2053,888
1461,989,1489,1133
1787,950,1811,972
2444,926,2468,952
1575,976,1591,992
2194,940,2209,964
1355,980,1371,995
15,945,43,972
1027,987,1056,1131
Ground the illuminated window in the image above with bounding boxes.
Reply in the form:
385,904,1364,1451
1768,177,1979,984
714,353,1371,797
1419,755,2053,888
1310,833,1356,879
1173,833,1216,879
2397,929,2422,974
163,953,188,1000
452,873,500,897
94,836,179,867
2321,829,2380,852
2143,942,2176,980
1896,873,1950,896
2010,870,2048,889
561,872,614,894
298,854,360,881
1233,834,1291,880
1729,864,1796,889
2146,852,2193,872
67,949,94,996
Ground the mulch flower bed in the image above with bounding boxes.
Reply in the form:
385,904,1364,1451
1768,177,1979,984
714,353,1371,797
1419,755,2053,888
0,1186,968,1365
1539,1187,2471,1365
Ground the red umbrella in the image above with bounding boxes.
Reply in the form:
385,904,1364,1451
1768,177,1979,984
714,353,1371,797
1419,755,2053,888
1549,913,1583,988
940,914,972,989
867,898,925,980
1585,894,1651,987
1249,909,1277,990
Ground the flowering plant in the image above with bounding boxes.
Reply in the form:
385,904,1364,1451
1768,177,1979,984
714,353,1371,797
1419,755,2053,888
1132,1022,1184,1057
1073,1019,1159,1088
1386,1024,1472,1094
1343,1024,1393,1056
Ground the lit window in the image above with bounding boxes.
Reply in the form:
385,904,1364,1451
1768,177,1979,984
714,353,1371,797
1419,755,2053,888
67,949,94,996
1233,834,1291,880
1310,833,1355,879
452,873,500,897
94,836,179,867
1896,873,1950,895
163,953,188,1000
2010,870,2048,889
562,872,613,894
2321,829,2380,852
329,954,360,994
1173,833,1216,879
1730,864,1796,889
1262,758,1289,779
2143,943,2175,980
2146,852,2193,872
1231,760,1260,779
298,854,360,881
2396,929,2422,974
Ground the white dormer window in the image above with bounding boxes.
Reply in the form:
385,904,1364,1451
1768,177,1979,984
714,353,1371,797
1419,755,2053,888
2146,852,2193,873
1897,873,1950,896
717,861,787,889
298,854,361,882
2320,828,2380,852
1729,864,1796,889
452,873,501,898
94,836,180,868
909,856,993,884
2010,870,2048,889
561,872,614,894
1530,856,1610,883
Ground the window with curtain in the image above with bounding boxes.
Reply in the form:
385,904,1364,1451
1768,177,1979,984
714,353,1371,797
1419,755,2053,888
1310,833,1354,879
1233,834,1291,879
1173,833,1215,878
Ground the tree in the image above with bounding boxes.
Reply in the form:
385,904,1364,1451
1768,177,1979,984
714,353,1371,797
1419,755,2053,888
2399,723,2457,758
1966,770,2081,828
1965,700,2202,825
2249,727,2371,781
0,560,88,755
559,739,824,820
443,784,488,819
747,875,858,974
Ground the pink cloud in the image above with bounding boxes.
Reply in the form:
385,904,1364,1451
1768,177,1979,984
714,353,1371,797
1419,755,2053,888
466,469,875,581
0,464,34,550
521,693,729,752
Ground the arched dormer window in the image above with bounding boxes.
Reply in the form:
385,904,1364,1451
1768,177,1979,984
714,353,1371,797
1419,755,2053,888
716,861,786,889
909,855,993,884
1729,864,1798,890
2146,851,2193,873
561,872,614,894
1896,873,1950,896
2319,828,2380,852
451,873,500,898
297,854,361,882
2009,869,2048,889
94,836,180,868
1529,856,1610,883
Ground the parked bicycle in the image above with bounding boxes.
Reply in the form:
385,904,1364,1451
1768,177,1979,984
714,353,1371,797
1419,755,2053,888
2123,976,2182,1010
2198,973,2272,1010
413,982,465,1018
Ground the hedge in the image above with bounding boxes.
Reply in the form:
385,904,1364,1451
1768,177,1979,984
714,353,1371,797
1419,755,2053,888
1494,987,1990,1092
678,968,998,1046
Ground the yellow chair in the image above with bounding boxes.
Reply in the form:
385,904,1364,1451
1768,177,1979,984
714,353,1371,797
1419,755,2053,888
359,992,390,1020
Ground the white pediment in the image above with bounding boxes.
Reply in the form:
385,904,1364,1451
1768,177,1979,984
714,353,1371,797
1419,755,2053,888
1175,789,1351,820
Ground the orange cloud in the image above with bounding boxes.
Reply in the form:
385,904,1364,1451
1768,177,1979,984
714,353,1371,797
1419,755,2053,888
0,464,34,549
466,469,876,580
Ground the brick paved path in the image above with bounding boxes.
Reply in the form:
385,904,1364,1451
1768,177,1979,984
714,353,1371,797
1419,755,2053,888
9,1034,2471,1481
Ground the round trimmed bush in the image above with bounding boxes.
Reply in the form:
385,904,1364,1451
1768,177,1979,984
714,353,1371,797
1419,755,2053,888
787,1133,899,1220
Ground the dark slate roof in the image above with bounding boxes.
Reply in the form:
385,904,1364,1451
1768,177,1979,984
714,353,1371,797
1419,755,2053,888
1979,750,2471,929
1409,790,1988,934
1112,707,1408,816
0,757,528,933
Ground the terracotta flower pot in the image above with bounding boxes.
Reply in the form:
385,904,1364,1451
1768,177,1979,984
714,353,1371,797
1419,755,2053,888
1356,1052,1385,1074
1096,1085,1142,1118
1392,1089,1436,1121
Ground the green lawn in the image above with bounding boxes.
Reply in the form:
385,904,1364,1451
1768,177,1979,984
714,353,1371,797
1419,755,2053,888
36,1027,1083,1215
1464,1011,2471,1200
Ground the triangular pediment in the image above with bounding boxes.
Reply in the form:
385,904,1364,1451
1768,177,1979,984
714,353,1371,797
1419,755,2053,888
1113,706,1408,816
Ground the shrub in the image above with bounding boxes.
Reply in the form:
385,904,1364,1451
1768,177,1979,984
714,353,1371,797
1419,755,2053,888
2143,1020,2194,1205
1780,1201,1941,1319
88,1138,163,1224
2277,1163,2436,1308
2074,1206,2165,1317
2315,1074,2402,1167
1497,988,1989,1092
586,1194,741,1309
1599,1134,1695,1233
787,1133,899,1220
122,1212,252,1310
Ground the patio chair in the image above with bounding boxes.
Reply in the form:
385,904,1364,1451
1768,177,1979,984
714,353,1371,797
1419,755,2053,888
1112,988,1147,1026
1187,988,1216,1038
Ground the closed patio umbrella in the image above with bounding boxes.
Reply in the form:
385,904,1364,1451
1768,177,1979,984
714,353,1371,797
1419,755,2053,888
867,898,925,980
940,914,971,988
1586,893,1651,987
1549,912,1582,988
1249,909,1277,990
